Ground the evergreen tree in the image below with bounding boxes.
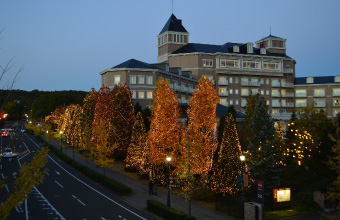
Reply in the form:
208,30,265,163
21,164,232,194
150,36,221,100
125,112,147,171
247,96,281,193
210,113,242,195
243,93,260,150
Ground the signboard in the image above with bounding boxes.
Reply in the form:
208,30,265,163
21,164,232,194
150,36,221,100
257,181,264,204
273,188,291,209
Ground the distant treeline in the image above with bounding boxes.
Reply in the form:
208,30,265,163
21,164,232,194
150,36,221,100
0,89,88,121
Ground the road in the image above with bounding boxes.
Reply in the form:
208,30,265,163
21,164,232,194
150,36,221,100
1,122,159,220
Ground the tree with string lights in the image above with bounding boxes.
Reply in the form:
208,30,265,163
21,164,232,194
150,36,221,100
147,77,182,183
125,111,148,172
210,113,243,195
185,76,219,185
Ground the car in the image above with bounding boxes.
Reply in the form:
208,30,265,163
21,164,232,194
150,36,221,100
1,131,9,138
2,148,13,157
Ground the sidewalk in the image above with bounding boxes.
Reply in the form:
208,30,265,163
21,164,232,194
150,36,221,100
46,139,236,220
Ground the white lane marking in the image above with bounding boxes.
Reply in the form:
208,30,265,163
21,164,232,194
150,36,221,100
15,206,20,213
26,134,147,220
13,172,17,178
101,217,106,220
5,184,9,192
118,215,122,218
46,172,50,176
25,199,28,220
47,151,147,220
19,142,31,160
33,186,65,219
54,170,60,175
77,198,86,206
54,181,64,189
1,173,4,179
72,195,77,199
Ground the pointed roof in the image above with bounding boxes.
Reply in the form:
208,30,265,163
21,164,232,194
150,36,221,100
112,59,156,69
257,34,286,42
159,14,188,35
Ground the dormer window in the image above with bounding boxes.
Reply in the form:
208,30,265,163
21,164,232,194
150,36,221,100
247,43,253,54
233,45,239,53
306,77,314,84
335,76,340,82
260,48,266,55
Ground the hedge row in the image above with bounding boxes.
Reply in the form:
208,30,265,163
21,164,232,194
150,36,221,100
35,135,132,196
147,200,196,220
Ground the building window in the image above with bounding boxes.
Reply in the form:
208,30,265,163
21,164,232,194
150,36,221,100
229,77,233,84
266,100,270,106
146,91,153,99
271,89,280,97
114,75,121,85
203,75,214,84
181,83,186,92
296,89,307,97
260,90,264,95
333,88,340,96
138,75,145,84
220,59,240,68
333,109,340,117
229,99,233,105
314,99,325,107
188,84,193,93
218,76,228,85
271,78,280,86
146,76,153,85
241,98,247,107
131,90,136,99
334,99,340,107
241,88,249,96
242,60,260,69
306,77,314,84
251,88,259,94
266,79,269,84
260,78,264,84
314,88,325,97
219,87,228,96
229,89,233,95
263,62,281,71
235,99,239,105
138,91,145,99
233,45,239,53
247,43,253,53
235,77,239,84
260,48,266,54
203,59,213,67
130,75,136,84
335,76,340,82
173,81,179,91
220,98,227,106
296,99,307,107
235,89,239,95
272,99,280,107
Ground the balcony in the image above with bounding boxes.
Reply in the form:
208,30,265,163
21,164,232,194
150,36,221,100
283,69,294,73
295,93,307,97
174,85,180,91
313,93,325,97
296,103,307,107
219,91,229,96
272,103,281,108
188,88,194,93
271,82,281,87
281,82,294,87
271,93,280,97
181,86,188,92
241,81,261,86
218,80,228,86
315,102,326,107
281,92,294,97
281,102,294,107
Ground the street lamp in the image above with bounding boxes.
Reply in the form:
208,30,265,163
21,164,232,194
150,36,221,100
240,154,245,220
166,156,172,207
59,131,63,152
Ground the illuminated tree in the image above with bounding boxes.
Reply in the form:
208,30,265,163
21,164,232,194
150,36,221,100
79,88,97,151
186,76,219,179
111,83,135,159
147,78,182,183
247,96,281,191
61,104,83,152
210,113,242,195
0,148,48,220
125,112,147,171
45,106,67,132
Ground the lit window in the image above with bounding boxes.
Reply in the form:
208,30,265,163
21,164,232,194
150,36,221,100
138,91,145,99
203,59,213,67
314,99,325,107
306,77,314,84
263,62,281,71
233,45,239,53
235,89,239,95
272,89,280,97
235,99,239,105
219,87,228,96
146,76,153,85
296,99,307,107
220,98,227,106
251,88,259,94
114,75,121,85
130,75,136,84
241,88,249,96
333,99,340,107
229,89,233,94
266,90,270,95
271,79,280,86
260,90,264,95
218,76,228,85
229,77,233,84
229,99,233,105
138,75,145,84
335,76,340,82
146,91,153,99
243,61,260,69
333,109,340,117
220,59,240,68
333,88,340,96
272,99,280,107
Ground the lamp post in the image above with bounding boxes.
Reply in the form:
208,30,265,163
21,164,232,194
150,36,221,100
59,131,63,153
240,154,245,220
166,156,172,207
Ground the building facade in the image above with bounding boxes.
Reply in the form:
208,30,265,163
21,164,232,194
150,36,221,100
99,14,339,123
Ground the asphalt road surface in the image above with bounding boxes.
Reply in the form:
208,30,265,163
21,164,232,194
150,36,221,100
1,122,159,220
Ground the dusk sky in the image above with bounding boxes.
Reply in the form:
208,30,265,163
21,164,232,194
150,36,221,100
1,0,340,92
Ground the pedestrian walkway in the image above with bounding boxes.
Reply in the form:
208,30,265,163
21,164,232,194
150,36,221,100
45,139,236,220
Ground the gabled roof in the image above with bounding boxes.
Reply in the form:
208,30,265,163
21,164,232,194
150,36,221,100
159,14,188,35
112,59,156,69
172,42,291,58
179,103,245,119
294,76,340,85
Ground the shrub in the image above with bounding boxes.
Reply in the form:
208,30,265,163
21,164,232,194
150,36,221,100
147,200,196,220
100,176,132,196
